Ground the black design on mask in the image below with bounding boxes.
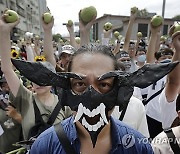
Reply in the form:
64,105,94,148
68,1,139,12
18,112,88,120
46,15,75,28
11,58,179,148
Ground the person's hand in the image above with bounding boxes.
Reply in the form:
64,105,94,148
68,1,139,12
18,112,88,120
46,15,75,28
6,105,22,123
169,24,180,49
5,105,18,118
0,10,20,34
66,23,74,34
41,14,54,31
169,24,180,39
150,22,163,34
130,7,138,20
56,60,66,72
79,10,97,35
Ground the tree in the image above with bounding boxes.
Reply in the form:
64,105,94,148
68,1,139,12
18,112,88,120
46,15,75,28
172,15,180,20
137,8,149,17
53,33,61,42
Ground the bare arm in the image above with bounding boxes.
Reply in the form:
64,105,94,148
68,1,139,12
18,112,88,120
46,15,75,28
66,24,78,49
112,41,121,55
79,11,97,46
0,14,21,97
123,10,137,52
42,16,56,67
146,24,162,64
155,32,161,53
165,29,180,102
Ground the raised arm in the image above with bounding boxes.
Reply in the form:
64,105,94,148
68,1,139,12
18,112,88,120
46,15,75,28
155,32,161,53
112,38,121,55
123,8,137,52
79,11,97,46
0,13,21,97
165,28,180,102
146,24,162,64
66,23,78,49
42,14,56,67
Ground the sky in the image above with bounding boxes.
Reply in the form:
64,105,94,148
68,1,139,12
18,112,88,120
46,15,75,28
46,0,180,36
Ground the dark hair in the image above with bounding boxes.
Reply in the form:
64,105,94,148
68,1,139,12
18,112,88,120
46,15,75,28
68,44,118,71
135,47,147,55
155,48,174,60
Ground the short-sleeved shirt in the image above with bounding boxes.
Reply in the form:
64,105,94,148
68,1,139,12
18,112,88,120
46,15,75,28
111,96,150,138
10,83,72,140
145,76,166,122
151,126,180,154
30,116,153,154
159,89,178,129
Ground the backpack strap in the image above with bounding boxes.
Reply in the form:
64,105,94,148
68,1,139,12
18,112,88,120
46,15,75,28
54,123,76,154
164,128,180,154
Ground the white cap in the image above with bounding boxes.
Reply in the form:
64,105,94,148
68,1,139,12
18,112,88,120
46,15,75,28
59,45,75,57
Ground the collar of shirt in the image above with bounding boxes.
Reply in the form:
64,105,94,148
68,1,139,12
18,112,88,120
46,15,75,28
66,116,122,151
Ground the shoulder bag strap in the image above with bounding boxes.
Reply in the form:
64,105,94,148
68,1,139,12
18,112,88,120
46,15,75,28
143,87,164,106
164,128,180,154
32,97,44,124
47,94,62,125
119,103,128,121
54,123,76,154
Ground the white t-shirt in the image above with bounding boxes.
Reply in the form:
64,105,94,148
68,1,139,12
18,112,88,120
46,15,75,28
133,86,149,101
111,96,149,138
159,89,178,129
0,124,3,136
145,76,167,122
151,126,180,154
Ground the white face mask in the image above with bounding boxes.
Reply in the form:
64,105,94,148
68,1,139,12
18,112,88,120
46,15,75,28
137,55,146,63
160,59,172,64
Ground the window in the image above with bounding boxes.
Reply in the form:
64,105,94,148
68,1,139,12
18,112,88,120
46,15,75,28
138,24,148,37
96,23,98,40
92,23,98,41
163,25,168,35
0,0,4,4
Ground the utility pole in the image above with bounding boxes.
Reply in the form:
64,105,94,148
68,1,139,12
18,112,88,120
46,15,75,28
162,0,166,18
162,0,166,35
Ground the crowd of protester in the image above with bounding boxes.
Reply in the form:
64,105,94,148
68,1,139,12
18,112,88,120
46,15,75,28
0,6,179,154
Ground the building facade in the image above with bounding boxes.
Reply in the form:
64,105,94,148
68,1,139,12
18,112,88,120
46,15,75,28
0,0,47,41
92,13,179,43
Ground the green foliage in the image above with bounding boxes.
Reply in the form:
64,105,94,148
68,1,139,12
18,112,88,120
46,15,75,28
172,15,180,20
53,33,61,42
137,8,149,17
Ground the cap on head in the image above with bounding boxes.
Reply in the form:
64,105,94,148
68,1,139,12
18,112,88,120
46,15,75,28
59,45,75,57
115,51,129,60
